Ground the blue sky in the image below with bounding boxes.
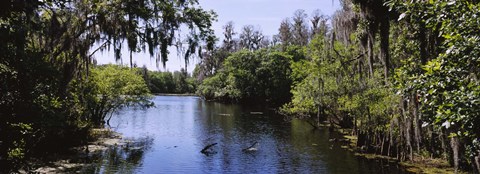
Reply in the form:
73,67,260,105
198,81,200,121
94,0,341,72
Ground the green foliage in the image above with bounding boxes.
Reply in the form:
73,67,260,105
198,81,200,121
197,48,293,106
283,35,341,117
391,0,480,132
197,71,229,100
283,28,399,134
6,123,32,162
412,1,480,138
86,65,152,125
144,68,196,94
149,71,176,93
389,0,480,169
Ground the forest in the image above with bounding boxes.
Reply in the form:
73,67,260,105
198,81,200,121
194,0,480,172
141,67,197,94
1,0,479,173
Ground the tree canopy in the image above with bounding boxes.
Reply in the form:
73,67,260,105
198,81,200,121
0,0,216,171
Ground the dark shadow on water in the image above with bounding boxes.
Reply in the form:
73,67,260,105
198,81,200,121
80,136,154,174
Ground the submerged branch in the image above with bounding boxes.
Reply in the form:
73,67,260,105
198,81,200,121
200,143,217,154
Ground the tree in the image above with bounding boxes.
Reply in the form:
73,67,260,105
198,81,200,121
197,48,293,106
173,68,189,93
292,9,310,46
223,21,237,52
332,1,359,45
239,25,265,51
278,18,293,46
391,1,480,171
195,21,240,82
75,0,217,67
310,10,329,37
86,65,151,126
349,0,391,81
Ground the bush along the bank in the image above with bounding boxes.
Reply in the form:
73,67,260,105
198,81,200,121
85,65,152,126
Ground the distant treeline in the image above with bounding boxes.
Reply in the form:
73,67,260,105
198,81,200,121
137,67,196,94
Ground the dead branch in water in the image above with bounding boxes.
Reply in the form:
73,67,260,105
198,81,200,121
242,141,259,152
200,143,217,154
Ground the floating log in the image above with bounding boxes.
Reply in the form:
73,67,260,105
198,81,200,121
250,112,263,115
242,141,259,152
200,143,217,154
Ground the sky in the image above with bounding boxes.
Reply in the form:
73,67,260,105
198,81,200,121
94,0,341,73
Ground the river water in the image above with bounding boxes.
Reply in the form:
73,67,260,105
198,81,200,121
84,96,408,173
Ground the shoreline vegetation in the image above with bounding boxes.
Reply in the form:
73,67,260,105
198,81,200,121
27,129,123,173
332,127,462,174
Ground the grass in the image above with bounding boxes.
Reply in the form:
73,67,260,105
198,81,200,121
399,156,466,174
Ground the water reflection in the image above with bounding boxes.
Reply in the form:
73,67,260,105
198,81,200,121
82,137,153,173
87,96,409,174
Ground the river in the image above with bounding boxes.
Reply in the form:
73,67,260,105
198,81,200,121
83,96,409,173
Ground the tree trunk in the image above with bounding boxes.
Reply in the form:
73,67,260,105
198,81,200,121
407,120,414,161
367,32,374,78
419,23,428,65
440,129,448,159
402,97,413,160
474,151,480,173
398,100,404,161
388,118,394,157
380,18,390,83
317,105,321,127
429,125,435,157
450,136,460,173
413,93,422,153
130,51,133,68
354,112,357,135
358,58,364,88
381,133,385,155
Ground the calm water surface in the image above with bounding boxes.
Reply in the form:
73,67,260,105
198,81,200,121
85,96,408,173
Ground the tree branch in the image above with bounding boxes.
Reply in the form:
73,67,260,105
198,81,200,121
88,40,111,59
200,143,217,154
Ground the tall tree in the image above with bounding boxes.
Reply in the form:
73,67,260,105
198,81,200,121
332,1,359,45
350,0,391,81
310,10,329,37
292,9,310,46
239,25,264,51
223,21,237,51
278,18,293,46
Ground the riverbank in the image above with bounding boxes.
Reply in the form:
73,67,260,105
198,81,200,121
25,128,125,173
336,129,463,174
